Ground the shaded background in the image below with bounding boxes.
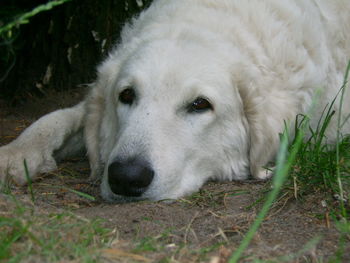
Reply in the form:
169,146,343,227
0,0,152,104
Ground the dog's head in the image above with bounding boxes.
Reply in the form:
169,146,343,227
86,35,290,202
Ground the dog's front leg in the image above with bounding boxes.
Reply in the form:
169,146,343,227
0,102,86,185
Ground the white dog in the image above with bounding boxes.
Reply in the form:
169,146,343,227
0,0,349,202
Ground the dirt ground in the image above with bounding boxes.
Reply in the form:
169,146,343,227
0,89,349,262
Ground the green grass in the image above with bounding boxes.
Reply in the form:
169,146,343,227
0,195,114,263
229,61,350,262
283,63,350,220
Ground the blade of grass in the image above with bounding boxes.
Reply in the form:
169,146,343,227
229,119,308,262
23,159,35,203
335,60,350,218
0,0,71,36
63,187,96,201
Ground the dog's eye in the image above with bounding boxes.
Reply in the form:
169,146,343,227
119,88,135,105
189,97,213,113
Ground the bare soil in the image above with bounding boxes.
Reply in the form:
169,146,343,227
0,90,349,262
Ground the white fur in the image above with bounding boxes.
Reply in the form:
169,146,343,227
0,0,349,201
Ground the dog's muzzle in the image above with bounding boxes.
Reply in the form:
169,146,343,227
107,158,154,197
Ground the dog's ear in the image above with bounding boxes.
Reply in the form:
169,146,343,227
237,80,298,179
85,82,105,180
84,57,120,179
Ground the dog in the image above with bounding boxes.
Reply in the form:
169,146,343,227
0,0,349,202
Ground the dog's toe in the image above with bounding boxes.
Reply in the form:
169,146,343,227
253,168,274,180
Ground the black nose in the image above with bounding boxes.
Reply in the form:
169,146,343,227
108,158,154,197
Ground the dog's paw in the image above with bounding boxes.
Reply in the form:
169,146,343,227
0,144,57,185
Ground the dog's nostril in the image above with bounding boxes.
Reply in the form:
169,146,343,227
108,158,154,197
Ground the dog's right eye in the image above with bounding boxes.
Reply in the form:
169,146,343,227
188,97,213,113
119,88,136,105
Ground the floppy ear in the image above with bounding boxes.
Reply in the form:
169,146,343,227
84,83,105,180
84,57,121,180
237,81,298,179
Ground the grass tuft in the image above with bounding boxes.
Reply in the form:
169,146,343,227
284,62,350,219
0,194,114,262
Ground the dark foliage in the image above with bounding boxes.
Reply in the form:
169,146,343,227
0,0,152,104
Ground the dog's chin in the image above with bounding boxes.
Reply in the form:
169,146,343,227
100,184,141,203
100,181,156,203
102,193,145,203
101,190,177,203
100,186,178,203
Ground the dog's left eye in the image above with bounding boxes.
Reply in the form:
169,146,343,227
189,97,213,113
119,88,136,105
